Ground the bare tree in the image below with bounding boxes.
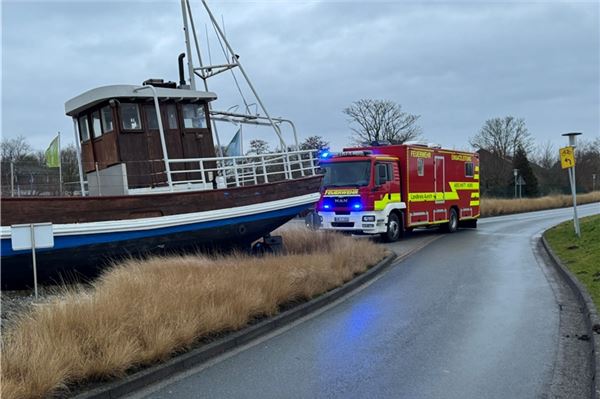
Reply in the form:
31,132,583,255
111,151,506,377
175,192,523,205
470,116,533,159
343,99,422,145
1,135,32,161
532,140,557,169
300,135,329,151
247,139,270,155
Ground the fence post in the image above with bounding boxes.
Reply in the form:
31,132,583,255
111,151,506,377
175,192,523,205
199,160,205,186
95,162,102,196
261,156,269,183
252,158,258,185
232,158,240,187
10,161,15,197
285,152,291,180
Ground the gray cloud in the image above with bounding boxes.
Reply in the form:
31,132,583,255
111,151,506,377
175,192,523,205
2,0,598,153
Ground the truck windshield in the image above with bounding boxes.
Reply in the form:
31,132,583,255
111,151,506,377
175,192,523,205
321,161,371,187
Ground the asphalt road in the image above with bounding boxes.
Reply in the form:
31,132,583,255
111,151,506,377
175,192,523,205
137,203,600,399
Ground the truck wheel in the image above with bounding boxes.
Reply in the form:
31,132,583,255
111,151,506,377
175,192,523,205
443,208,458,233
381,212,403,242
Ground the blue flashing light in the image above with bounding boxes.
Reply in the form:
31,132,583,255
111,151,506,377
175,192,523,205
318,147,332,160
352,203,362,210
323,204,331,209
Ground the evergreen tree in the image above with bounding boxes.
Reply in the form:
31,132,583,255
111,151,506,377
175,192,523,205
511,146,538,197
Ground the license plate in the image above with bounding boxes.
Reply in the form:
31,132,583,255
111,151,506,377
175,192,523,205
334,216,350,222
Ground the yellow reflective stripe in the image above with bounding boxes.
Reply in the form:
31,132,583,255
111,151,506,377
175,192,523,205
374,193,401,210
471,192,479,199
408,181,479,203
474,174,479,180
475,165,480,172
470,200,480,206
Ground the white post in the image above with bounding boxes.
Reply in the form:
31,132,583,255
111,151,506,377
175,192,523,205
199,160,205,185
58,132,63,196
30,224,38,300
95,162,102,196
134,85,173,191
563,132,582,238
73,119,86,196
261,155,269,183
232,158,240,187
10,161,14,197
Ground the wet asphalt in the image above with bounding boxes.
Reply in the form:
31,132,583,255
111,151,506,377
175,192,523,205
136,203,600,399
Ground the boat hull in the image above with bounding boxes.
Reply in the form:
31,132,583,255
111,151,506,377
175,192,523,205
1,176,322,290
1,203,307,290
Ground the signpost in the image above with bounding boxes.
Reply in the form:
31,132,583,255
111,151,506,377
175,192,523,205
517,175,526,199
513,169,519,199
11,223,54,299
561,132,582,238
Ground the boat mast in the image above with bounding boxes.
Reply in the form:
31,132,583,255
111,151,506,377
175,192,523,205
181,0,294,153
182,0,224,157
180,0,196,91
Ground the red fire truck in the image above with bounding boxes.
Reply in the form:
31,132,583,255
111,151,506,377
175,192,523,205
316,143,479,241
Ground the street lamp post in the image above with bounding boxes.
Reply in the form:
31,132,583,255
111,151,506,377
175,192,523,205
513,169,519,199
562,132,582,238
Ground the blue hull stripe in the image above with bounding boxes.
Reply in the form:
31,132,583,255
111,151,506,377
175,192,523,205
1,204,307,257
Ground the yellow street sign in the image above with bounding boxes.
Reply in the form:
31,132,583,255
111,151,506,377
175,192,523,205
559,146,575,169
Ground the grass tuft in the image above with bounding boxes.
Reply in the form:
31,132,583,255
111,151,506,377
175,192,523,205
481,191,600,217
1,228,386,399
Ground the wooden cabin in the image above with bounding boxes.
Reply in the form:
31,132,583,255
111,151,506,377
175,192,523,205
64,82,218,194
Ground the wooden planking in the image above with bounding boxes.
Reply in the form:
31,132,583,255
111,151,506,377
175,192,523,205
0,175,322,226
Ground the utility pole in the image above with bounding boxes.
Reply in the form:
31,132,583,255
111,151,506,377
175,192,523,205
561,132,582,238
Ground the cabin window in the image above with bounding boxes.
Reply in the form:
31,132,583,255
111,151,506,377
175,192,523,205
182,104,206,129
91,111,102,138
120,103,142,130
166,104,178,129
78,116,90,142
375,163,389,185
465,162,474,177
144,105,159,130
417,158,424,176
101,106,114,133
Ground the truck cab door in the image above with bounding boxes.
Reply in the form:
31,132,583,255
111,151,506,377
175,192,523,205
375,162,393,200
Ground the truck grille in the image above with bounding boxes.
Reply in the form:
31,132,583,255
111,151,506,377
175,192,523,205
332,222,355,228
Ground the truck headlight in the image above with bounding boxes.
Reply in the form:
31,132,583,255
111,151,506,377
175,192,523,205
362,215,376,222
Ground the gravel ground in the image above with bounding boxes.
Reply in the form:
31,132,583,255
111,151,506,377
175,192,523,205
1,285,87,333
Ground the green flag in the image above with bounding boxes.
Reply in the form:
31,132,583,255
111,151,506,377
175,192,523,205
45,135,60,168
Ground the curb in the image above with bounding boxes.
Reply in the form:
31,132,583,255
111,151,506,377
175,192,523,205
73,248,414,399
541,235,600,399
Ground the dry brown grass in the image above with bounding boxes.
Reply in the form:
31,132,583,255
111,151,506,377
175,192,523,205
1,229,386,399
480,191,600,217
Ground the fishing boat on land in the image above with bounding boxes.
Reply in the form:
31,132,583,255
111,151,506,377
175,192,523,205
0,0,322,290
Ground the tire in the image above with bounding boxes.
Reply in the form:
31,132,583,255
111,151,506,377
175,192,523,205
381,212,404,242
443,208,458,233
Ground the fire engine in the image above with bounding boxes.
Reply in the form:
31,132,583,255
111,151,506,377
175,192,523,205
316,142,480,241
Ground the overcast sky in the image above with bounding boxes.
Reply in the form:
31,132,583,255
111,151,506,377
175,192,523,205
2,0,599,153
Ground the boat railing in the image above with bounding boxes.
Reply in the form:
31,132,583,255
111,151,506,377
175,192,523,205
167,149,319,189
1,149,321,197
